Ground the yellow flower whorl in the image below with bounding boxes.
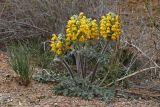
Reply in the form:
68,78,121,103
100,13,121,41
50,12,121,56
66,12,99,43
50,34,64,56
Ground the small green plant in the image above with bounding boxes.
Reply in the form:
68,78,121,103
47,12,122,101
33,69,64,83
8,43,33,86
54,77,115,101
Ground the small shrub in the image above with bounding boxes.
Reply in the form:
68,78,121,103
33,69,63,83
50,12,121,82
8,44,33,86
54,77,115,101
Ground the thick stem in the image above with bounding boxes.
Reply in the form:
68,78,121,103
80,55,85,78
75,52,80,75
83,57,86,78
75,52,83,77
91,41,109,82
62,59,74,79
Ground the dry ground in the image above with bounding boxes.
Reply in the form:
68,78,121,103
0,51,160,107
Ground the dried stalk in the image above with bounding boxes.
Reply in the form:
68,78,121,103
125,41,160,69
106,66,157,87
106,41,160,86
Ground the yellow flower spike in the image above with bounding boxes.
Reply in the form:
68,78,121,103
79,12,84,16
106,29,110,33
91,19,98,39
107,27,110,30
70,17,75,20
115,15,120,21
51,42,57,52
101,16,106,19
65,42,72,49
111,35,117,41
66,28,71,33
106,15,112,20
103,34,108,38
115,21,120,26
79,12,84,19
66,36,71,41
56,41,62,48
86,34,91,39
111,18,115,22
71,36,77,41
50,42,55,47
106,22,111,27
51,34,57,41
79,36,85,42
100,26,106,30
56,49,62,55
82,16,87,20
76,21,80,25
111,27,116,32
52,34,56,37
116,31,121,36
51,46,56,52
72,27,77,31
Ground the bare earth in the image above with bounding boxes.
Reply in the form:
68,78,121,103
0,51,159,107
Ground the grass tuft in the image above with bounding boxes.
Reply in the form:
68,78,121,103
7,43,33,86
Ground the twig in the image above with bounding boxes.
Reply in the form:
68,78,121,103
99,70,110,86
125,41,160,69
106,66,157,87
0,19,51,33
106,40,160,86
41,40,50,51
0,0,8,18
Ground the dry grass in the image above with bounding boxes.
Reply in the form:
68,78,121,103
0,0,119,41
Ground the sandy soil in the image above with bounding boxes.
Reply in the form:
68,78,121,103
0,51,160,107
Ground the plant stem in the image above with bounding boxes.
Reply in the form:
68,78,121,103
80,55,85,78
91,41,109,82
99,70,110,86
75,52,83,77
62,59,74,79
105,66,157,87
91,42,108,82
83,56,86,78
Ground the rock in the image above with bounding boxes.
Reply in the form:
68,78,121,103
0,93,12,104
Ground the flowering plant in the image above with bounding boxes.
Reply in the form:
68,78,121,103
50,12,121,82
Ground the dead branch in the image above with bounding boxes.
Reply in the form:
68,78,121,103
106,41,160,86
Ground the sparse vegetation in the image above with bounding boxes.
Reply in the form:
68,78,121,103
0,0,160,106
